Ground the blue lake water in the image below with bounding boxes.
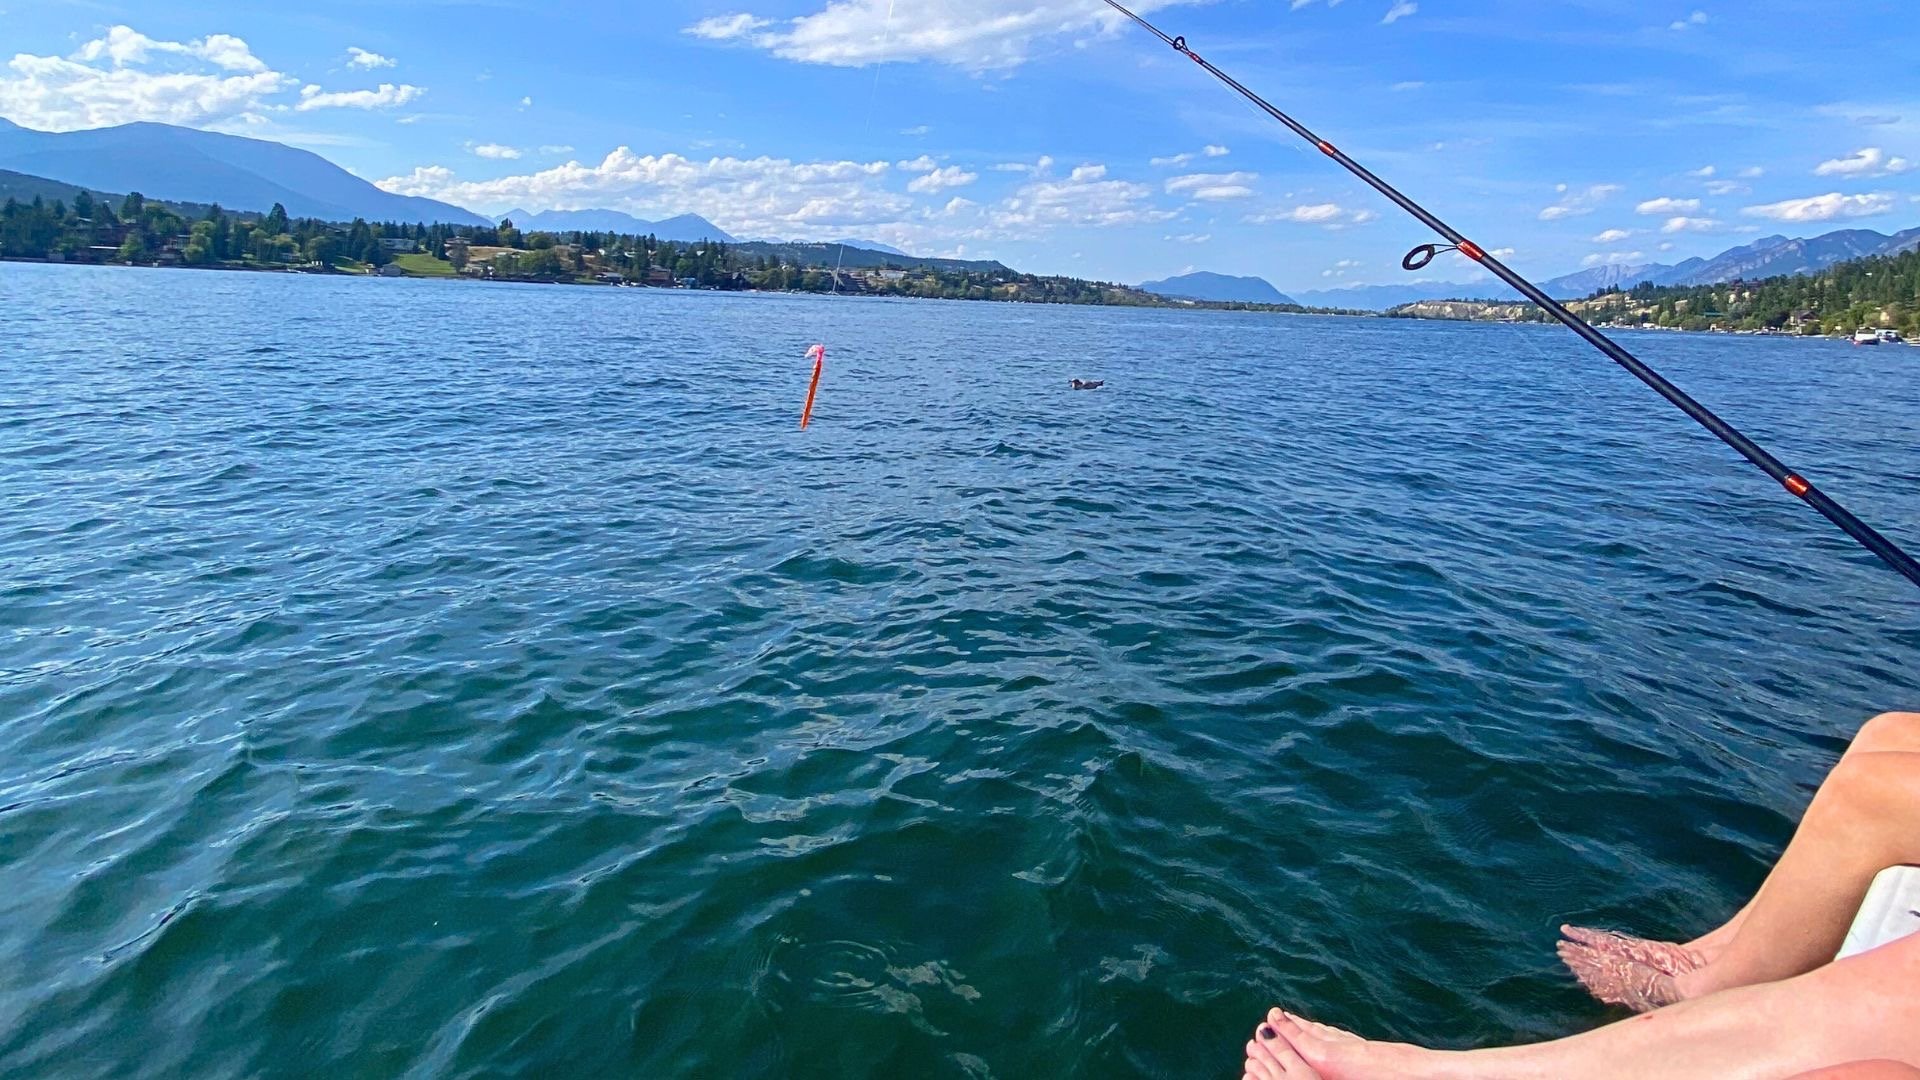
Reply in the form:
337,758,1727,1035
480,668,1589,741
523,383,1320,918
2,262,1917,1077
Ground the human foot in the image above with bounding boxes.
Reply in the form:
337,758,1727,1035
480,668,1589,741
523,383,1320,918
1245,1022,1323,1079
1556,940,1684,1012
1560,925,1709,978
1259,1008,1460,1080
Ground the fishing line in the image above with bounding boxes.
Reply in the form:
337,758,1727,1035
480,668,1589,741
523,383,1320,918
1096,0,1920,593
829,0,900,298
802,0,899,429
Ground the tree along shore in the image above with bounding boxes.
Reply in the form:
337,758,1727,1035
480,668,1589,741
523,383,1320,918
0,191,1363,315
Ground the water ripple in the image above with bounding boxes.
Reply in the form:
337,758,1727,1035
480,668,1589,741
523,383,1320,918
0,266,1915,1078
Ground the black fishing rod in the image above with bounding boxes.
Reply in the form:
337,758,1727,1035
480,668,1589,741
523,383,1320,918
1097,0,1920,593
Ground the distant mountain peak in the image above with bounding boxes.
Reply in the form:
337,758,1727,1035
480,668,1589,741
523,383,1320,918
1138,270,1297,306
501,207,736,242
0,119,489,225
834,237,911,257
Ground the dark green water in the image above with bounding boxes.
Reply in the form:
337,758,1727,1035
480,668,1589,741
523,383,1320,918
2,263,1916,1078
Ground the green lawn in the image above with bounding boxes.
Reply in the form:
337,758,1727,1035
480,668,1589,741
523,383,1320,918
392,253,457,277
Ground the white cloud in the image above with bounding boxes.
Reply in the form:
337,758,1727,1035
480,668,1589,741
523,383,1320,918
1813,147,1914,178
1742,191,1897,222
1581,251,1646,267
898,155,938,172
1687,165,1716,178
74,25,268,73
1538,183,1624,221
539,144,574,155
347,47,396,69
989,162,1176,232
519,96,532,108
1391,81,1424,92
907,165,978,193
1382,2,1418,25
378,148,915,239
385,164,456,189
1661,215,1720,233
680,0,1212,71
295,82,423,112
1669,10,1709,30
1636,196,1701,214
684,14,774,40
1151,145,1230,168
1704,180,1747,196
1275,204,1342,223
1592,228,1634,243
1249,202,1376,228
1738,165,1765,178
992,156,1053,174
470,142,522,160
1165,232,1212,244
0,27,295,130
900,124,931,137
1166,170,1258,201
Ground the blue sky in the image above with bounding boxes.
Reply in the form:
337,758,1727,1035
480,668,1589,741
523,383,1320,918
3,0,1918,292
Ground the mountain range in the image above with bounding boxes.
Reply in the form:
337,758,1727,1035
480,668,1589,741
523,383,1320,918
502,207,736,242
1138,271,1299,305
8,118,1919,304
0,119,745,241
1294,227,1920,310
0,117,489,226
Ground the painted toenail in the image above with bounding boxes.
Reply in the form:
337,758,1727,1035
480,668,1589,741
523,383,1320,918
1260,1025,1276,1040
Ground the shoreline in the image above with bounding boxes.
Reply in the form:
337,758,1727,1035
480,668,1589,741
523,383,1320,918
7,257,1901,343
2,254,1368,318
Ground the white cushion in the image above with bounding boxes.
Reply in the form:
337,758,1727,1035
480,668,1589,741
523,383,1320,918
1837,866,1920,960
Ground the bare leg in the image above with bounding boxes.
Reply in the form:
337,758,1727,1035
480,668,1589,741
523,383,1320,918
1257,930,1920,1080
1790,1065,1920,1080
1567,713,1920,1007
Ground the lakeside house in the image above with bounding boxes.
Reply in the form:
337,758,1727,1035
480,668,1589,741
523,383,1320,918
379,237,418,253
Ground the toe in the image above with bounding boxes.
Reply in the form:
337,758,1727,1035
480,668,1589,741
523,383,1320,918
1249,1033,1292,1079
1561,925,1618,949
1558,940,1603,971
1267,1010,1324,1059
1265,1037,1322,1078
1245,1040,1282,1080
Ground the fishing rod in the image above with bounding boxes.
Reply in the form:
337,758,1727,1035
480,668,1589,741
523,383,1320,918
1097,0,1920,593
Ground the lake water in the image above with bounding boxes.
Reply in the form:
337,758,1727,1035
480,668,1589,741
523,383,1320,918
2,262,1917,1078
